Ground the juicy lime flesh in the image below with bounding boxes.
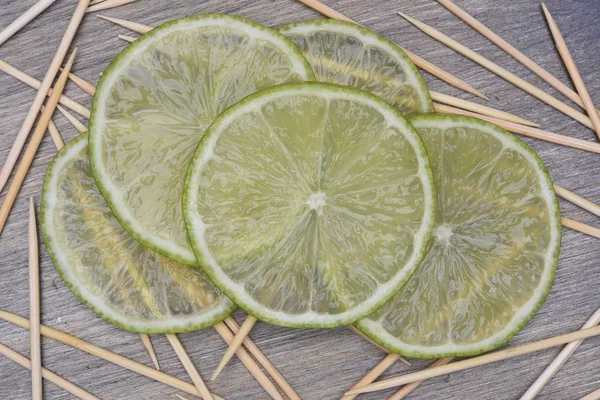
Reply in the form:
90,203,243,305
358,115,560,357
41,134,234,333
90,14,314,265
279,20,433,115
184,84,436,327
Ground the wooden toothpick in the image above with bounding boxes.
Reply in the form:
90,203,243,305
0,343,99,400
0,0,58,46
0,49,77,235
434,103,600,154
397,12,595,131
213,322,283,399
98,14,151,33
541,4,600,139
387,358,454,400
0,310,219,399
580,387,600,400
346,325,600,395
86,0,137,13
0,59,90,119
430,90,538,126
118,34,136,43
223,316,300,400
65,70,96,95
553,185,600,219
520,308,600,400
0,0,88,194
28,198,42,400
436,0,600,118
341,353,400,400
166,334,214,400
139,334,160,370
561,218,600,240
42,106,65,148
57,105,88,133
211,315,257,381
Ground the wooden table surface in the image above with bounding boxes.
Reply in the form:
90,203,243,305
1,0,599,399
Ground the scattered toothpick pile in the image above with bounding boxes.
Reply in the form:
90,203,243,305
0,0,599,399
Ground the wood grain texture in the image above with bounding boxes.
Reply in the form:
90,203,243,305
1,0,600,399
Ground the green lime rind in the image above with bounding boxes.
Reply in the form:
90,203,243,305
183,82,437,328
356,114,561,358
41,133,236,334
278,19,433,115
89,13,316,267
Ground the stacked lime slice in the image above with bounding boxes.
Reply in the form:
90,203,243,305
89,14,315,266
183,83,436,328
41,134,235,333
278,19,433,115
357,115,561,357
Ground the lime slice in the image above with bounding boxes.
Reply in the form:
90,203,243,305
357,114,561,358
89,14,315,266
278,19,433,115
183,83,436,328
41,134,235,333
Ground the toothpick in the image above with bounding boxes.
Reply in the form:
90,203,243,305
212,315,257,381
520,308,600,400
347,326,411,366
397,12,595,130
98,14,151,33
341,353,400,400
346,325,600,395
542,4,600,139
0,310,219,399
65,70,96,95
562,218,600,239
0,343,99,400
57,105,87,133
0,0,58,46
28,198,42,400
431,91,537,126
213,322,283,400
580,388,600,400
0,59,90,119
436,0,599,118
139,334,160,370
402,48,488,99
553,185,600,219
166,334,214,400
42,106,65,148
118,34,136,43
89,0,106,5
223,316,300,400
175,395,190,400
434,103,600,154
0,0,88,193
387,358,454,400
86,0,137,13
0,49,77,235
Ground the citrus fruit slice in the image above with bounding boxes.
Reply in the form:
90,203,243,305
41,134,235,333
183,83,436,328
357,114,561,358
89,14,315,266
278,19,433,115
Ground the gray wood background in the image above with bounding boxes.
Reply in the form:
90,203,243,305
1,0,599,399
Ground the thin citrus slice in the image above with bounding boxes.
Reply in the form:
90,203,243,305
183,83,436,328
357,114,561,358
41,134,235,333
278,19,433,115
89,14,315,266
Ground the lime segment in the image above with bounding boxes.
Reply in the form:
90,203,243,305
357,114,561,358
183,83,436,328
278,19,433,115
41,134,234,333
89,14,315,266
